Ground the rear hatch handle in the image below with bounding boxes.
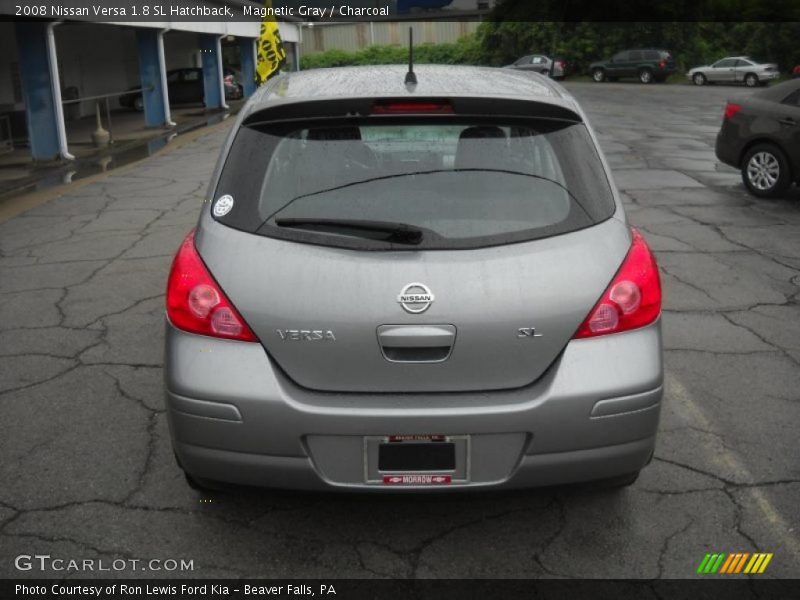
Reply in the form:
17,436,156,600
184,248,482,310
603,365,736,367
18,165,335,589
377,325,457,363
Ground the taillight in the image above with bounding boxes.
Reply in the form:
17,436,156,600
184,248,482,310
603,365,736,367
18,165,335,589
166,230,258,342
372,100,454,114
574,228,661,339
658,59,667,68
724,102,742,120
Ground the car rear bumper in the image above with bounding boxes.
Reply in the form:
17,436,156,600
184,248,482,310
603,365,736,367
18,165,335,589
174,435,657,491
715,126,742,168
166,320,663,491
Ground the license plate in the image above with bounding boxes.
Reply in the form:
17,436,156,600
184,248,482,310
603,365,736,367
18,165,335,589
363,434,470,485
378,440,456,472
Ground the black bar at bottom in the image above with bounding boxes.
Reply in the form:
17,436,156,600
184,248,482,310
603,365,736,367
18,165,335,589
2,579,799,600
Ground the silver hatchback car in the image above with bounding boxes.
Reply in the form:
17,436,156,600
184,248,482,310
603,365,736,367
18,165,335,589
165,65,663,492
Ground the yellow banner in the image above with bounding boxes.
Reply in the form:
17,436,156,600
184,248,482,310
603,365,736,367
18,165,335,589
256,0,287,85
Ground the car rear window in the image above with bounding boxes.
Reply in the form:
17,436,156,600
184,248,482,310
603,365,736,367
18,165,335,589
755,79,800,102
783,89,800,106
213,118,616,250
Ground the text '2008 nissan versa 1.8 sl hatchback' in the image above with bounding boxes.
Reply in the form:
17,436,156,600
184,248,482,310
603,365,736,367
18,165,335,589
165,65,664,492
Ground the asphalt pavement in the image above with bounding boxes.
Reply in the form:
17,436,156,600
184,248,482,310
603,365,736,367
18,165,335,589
0,82,798,579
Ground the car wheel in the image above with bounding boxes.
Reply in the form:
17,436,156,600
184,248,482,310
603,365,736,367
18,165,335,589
639,68,654,84
592,68,606,82
184,471,231,493
693,72,706,86
133,96,144,112
745,73,759,87
598,470,640,489
742,144,792,198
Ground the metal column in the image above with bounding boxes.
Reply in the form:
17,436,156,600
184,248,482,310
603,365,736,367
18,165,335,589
239,37,257,97
135,28,170,127
15,21,68,161
199,34,225,109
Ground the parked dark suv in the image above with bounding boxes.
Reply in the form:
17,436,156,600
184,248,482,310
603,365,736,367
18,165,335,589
590,49,676,84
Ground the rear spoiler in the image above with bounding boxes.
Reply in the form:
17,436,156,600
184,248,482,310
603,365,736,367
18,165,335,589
242,97,583,127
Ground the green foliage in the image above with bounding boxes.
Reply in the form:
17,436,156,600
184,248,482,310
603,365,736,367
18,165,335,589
299,36,486,70
299,22,800,75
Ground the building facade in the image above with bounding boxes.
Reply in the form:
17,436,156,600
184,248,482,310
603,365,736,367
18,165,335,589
0,1,300,161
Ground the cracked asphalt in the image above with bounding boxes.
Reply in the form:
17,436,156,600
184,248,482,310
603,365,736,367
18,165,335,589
1,82,798,580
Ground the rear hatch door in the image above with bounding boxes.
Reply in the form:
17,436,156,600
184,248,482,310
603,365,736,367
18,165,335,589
198,218,630,392
200,98,627,393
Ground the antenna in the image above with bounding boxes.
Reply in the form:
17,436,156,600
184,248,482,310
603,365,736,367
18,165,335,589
404,28,417,85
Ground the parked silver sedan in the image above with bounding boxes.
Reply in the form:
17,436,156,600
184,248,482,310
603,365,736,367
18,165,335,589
505,54,568,79
688,56,780,87
165,65,663,492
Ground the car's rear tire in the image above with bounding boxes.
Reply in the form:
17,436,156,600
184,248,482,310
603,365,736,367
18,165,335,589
639,68,654,84
744,73,759,87
592,68,606,83
742,144,792,198
598,470,640,488
693,72,706,86
184,471,231,493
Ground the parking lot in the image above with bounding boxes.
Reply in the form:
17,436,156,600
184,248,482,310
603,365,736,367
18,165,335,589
0,82,798,579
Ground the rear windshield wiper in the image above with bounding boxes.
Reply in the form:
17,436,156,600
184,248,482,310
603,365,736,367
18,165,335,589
274,218,426,245
260,169,592,230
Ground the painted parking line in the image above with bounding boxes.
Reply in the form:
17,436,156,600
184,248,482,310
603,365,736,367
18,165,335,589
666,373,800,564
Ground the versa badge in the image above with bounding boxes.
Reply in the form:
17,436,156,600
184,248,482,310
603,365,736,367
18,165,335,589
277,329,336,341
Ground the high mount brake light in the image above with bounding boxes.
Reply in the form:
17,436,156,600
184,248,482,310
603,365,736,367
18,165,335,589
371,101,454,114
166,230,258,342
574,228,661,339
724,102,742,120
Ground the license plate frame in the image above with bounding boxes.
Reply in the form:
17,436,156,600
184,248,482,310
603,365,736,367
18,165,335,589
363,434,470,485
